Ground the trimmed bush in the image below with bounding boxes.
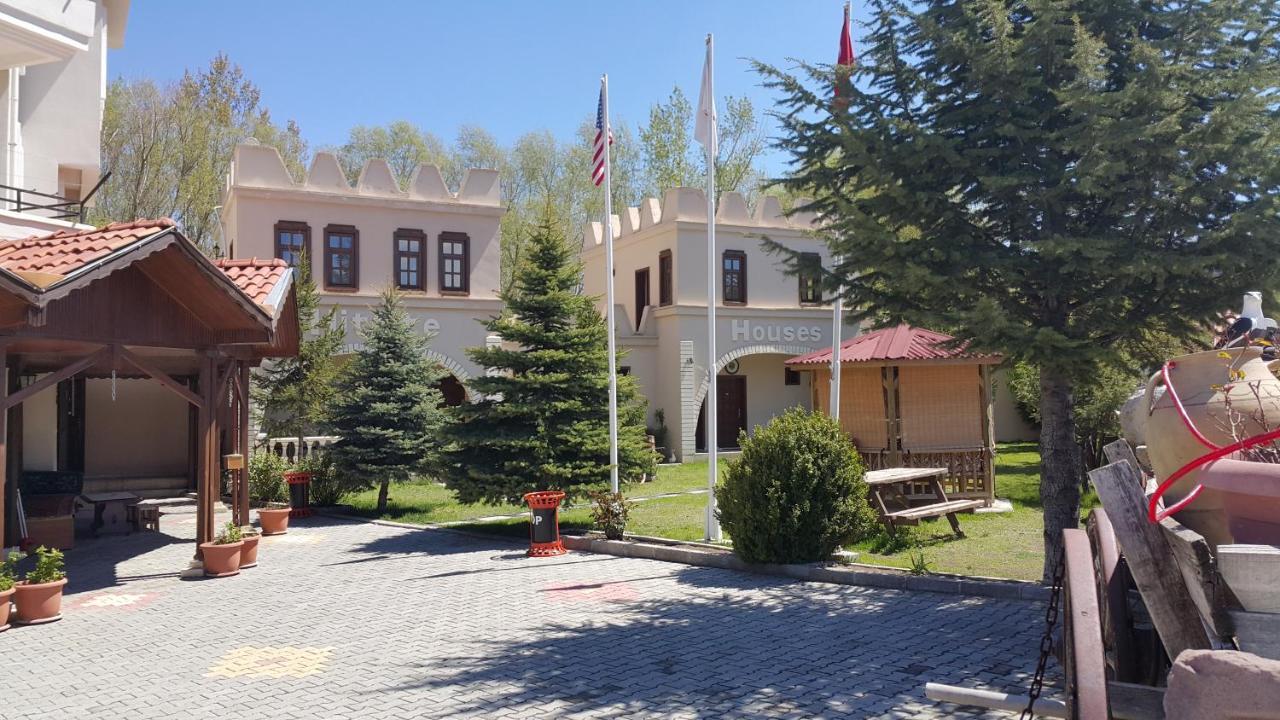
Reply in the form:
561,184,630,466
300,453,352,507
248,450,288,504
716,408,877,564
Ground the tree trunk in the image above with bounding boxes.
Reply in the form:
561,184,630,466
377,477,390,515
1038,367,1084,583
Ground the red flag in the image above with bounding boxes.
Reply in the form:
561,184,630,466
838,2,856,68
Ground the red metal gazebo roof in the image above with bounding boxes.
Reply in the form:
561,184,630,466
786,324,1001,366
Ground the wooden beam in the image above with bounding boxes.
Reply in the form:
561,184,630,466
978,364,995,506
0,346,6,548
1089,461,1212,659
236,362,250,526
195,355,215,554
883,366,901,466
6,356,21,548
1063,528,1109,720
115,346,203,408
2,346,109,411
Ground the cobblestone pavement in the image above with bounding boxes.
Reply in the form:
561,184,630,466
0,509,1052,719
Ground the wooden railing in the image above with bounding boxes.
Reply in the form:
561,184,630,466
859,446,994,506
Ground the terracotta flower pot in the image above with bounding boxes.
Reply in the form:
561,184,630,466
1143,346,1280,545
13,578,67,624
240,534,260,568
199,540,243,578
257,508,290,536
0,587,13,631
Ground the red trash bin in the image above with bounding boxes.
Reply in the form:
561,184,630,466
283,471,313,518
523,491,567,557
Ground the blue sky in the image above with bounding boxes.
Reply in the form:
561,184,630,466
111,0,870,176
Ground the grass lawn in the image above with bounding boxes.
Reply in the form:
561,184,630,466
344,443,1077,582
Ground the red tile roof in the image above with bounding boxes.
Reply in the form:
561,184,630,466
786,324,1001,365
213,257,291,308
0,218,176,277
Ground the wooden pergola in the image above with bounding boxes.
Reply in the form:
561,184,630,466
788,324,1001,506
0,219,298,558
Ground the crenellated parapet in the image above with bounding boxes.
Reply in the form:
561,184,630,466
228,142,501,207
584,188,818,246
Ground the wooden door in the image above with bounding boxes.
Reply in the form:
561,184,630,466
717,375,747,449
634,268,650,331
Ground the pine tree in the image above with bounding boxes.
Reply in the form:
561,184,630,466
444,214,656,505
328,287,448,514
252,253,344,445
759,0,1280,580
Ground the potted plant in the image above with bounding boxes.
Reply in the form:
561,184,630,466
0,549,21,632
13,546,66,624
200,522,244,578
589,491,632,541
239,525,261,568
257,503,290,535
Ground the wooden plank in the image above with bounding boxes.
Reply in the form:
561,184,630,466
116,346,203,408
1228,610,1280,660
1063,528,1109,720
1158,516,1233,644
1217,544,1280,613
924,683,1067,718
1108,682,1166,720
1089,461,1212,659
884,499,984,521
864,467,948,485
1087,509,1140,681
978,364,995,505
2,346,109,410
1103,439,1143,475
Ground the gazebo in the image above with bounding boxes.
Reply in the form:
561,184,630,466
0,219,298,564
787,324,1001,506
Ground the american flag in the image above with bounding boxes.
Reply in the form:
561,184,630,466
592,85,613,187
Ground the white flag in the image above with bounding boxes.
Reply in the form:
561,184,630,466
694,35,717,155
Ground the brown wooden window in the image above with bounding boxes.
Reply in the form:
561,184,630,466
784,367,802,386
324,224,358,289
798,252,823,304
394,229,426,290
722,250,746,304
658,249,672,306
439,232,469,294
274,221,310,272
634,267,650,331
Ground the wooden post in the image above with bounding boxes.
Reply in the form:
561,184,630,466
978,364,995,506
6,357,21,547
235,362,250,526
195,353,215,553
1088,461,1211,659
883,365,901,466
0,347,6,549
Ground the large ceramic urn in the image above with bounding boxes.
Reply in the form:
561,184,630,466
1144,346,1280,545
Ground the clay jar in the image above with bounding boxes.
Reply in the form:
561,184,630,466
1144,346,1280,545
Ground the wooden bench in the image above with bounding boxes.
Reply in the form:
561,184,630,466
865,467,983,537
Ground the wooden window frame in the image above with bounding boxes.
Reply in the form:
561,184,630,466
438,231,470,295
722,249,747,305
323,224,359,290
798,252,823,305
784,367,802,386
634,267,650,331
273,220,311,276
393,228,427,291
658,249,673,306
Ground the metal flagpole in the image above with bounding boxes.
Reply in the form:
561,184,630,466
699,35,721,542
602,74,620,494
829,257,843,420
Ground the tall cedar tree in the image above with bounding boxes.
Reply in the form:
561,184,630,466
759,0,1280,580
445,216,655,504
252,253,344,446
328,287,448,514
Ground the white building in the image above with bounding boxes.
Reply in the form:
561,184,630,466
581,189,836,460
221,142,505,403
0,0,127,241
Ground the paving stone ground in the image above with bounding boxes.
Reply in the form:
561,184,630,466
0,508,1054,719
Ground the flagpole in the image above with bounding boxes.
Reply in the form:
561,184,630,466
829,258,843,420
702,34,721,543
602,74,620,494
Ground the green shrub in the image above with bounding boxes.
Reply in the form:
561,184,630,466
300,452,351,506
716,408,877,564
589,491,632,540
25,546,65,585
248,451,288,504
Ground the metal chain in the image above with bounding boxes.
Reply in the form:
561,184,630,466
1022,546,1066,719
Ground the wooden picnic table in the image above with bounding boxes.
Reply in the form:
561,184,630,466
79,491,141,537
864,467,984,537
